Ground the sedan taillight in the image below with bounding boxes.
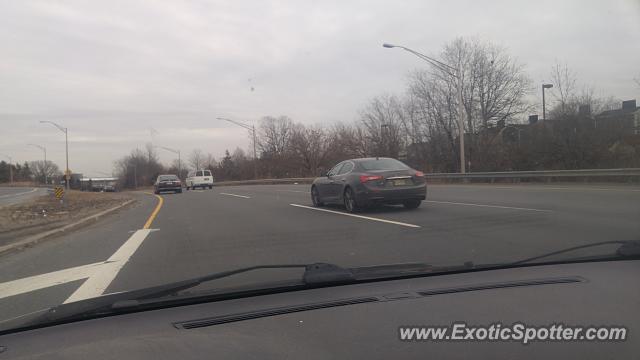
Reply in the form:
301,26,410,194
414,171,425,177
360,174,383,183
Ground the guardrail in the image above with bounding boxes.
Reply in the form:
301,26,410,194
426,168,640,179
213,178,313,186
212,168,640,186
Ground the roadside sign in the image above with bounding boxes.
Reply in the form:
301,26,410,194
54,187,65,199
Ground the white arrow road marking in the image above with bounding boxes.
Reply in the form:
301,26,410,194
0,262,103,299
64,229,153,303
0,229,154,303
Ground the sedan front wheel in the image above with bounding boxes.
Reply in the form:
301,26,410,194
311,186,323,207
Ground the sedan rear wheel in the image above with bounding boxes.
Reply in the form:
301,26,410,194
343,187,358,213
403,199,421,209
311,186,323,207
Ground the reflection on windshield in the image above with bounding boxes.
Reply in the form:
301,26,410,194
0,0,638,333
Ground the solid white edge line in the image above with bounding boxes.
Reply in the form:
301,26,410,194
289,203,420,228
425,200,552,212
0,188,38,199
64,229,153,303
220,193,251,199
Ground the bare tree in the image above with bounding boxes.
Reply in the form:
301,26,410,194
29,160,61,184
404,37,532,172
204,153,217,171
114,147,165,188
550,61,578,116
359,94,407,158
188,149,204,170
289,124,331,176
549,62,619,117
167,159,187,179
256,116,294,156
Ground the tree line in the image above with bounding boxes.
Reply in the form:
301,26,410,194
0,160,61,184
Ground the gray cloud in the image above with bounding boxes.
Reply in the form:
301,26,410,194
1,0,639,174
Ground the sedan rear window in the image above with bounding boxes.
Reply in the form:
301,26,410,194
158,175,178,181
359,158,409,171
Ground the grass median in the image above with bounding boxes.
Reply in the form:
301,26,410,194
0,190,136,250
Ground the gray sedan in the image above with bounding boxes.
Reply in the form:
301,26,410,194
311,158,426,212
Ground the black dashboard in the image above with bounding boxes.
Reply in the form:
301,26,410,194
0,260,638,359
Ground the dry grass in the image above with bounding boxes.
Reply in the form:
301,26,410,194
0,191,134,243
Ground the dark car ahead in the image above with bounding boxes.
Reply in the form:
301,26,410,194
311,157,426,212
154,174,182,194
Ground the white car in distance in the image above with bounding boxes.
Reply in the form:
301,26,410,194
186,170,214,190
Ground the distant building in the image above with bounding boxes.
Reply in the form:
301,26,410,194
80,177,119,192
596,99,640,135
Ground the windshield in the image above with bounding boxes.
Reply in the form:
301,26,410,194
0,1,638,333
359,159,410,171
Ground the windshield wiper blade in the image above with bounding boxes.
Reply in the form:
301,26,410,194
125,262,355,303
509,240,640,266
0,263,355,332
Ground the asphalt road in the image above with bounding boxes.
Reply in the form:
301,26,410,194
0,187,48,207
0,183,639,324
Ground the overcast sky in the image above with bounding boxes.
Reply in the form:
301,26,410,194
1,0,639,175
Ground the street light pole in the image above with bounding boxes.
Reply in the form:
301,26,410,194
457,74,465,173
380,124,390,157
252,124,257,178
28,144,47,184
542,83,553,121
216,117,258,179
156,146,182,179
40,121,69,189
383,43,466,173
1,154,12,184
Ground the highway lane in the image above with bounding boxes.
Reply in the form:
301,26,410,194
0,183,638,325
0,187,47,207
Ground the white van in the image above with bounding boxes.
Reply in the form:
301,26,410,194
186,169,214,190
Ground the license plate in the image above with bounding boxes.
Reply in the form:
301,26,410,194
204,178,209,181
392,179,410,186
